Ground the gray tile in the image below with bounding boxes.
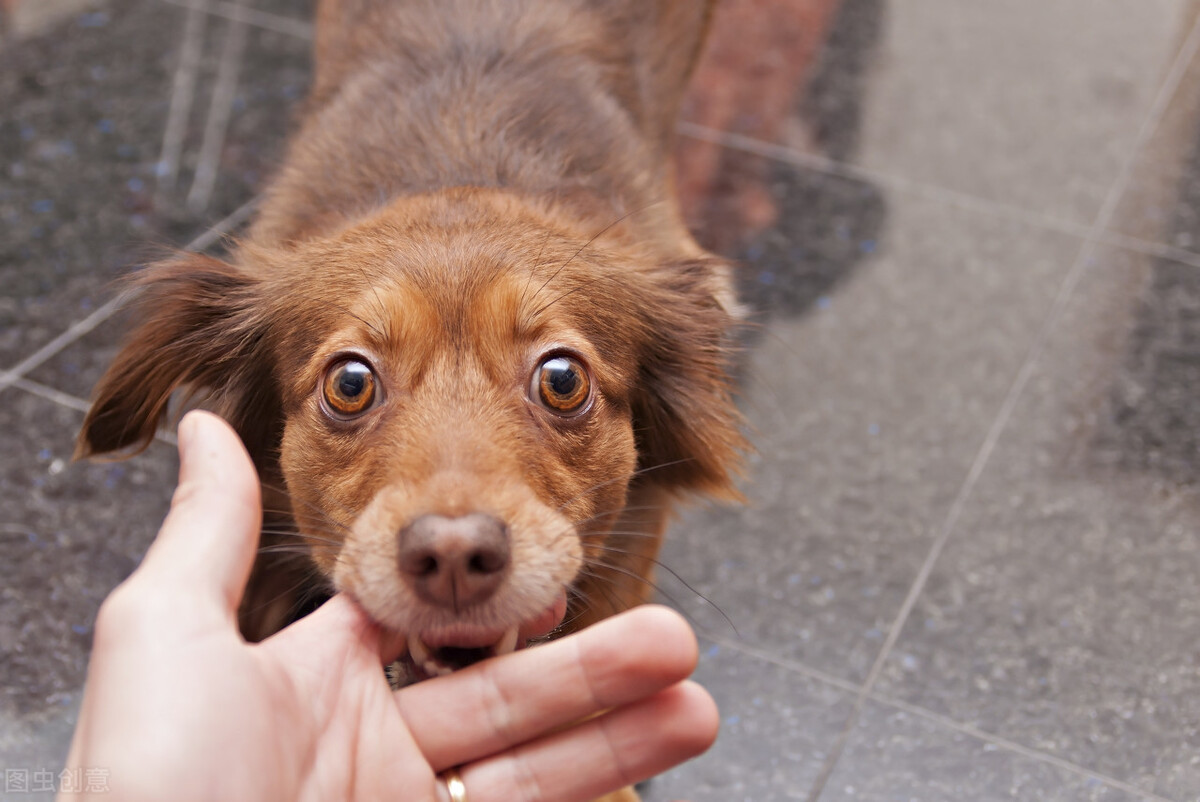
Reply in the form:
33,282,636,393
642,643,853,802
873,247,1200,800
1,0,100,43
0,0,183,368
25,310,131,403
36,16,309,401
151,15,310,224
0,386,177,766
848,0,1187,225
0,0,309,373
820,701,1145,802
0,701,80,801
658,164,1083,684
241,0,313,23
680,1,1187,233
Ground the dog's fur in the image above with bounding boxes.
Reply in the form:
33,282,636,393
80,2,741,796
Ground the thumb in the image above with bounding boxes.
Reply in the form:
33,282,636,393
134,410,262,621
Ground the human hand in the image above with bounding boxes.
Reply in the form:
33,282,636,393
62,410,717,801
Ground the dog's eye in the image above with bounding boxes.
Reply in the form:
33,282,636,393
322,359,377,417
532,355,590,415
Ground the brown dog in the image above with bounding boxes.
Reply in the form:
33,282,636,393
79,1,742,795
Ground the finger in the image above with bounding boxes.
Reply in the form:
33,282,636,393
395,605,699,770
458,681,718,802
131,411,261,619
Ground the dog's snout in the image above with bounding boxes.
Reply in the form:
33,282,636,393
398,513,510,609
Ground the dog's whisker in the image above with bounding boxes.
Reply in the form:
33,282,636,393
258,510,344,528
564,504,669,530
265,492,358,530
238,566,331,633
259,481,357,531
550,456,697,516
520,225,558,307
528,201,662,306
551,585,594,635
355,265,393,341
326,300,387,341
586,545,738,637
576,559,723,636
531,272,627,317
572,566,637,622
256,544,338,559
258,529,344,547
258,512,352,540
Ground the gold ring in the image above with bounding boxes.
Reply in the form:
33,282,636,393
439,767,467,802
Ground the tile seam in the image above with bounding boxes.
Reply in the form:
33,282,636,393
677,123,1200,271
802,13,1200,802
155,0,210,202
159,0,312,40
159,0,1200,272
867,693,1177,802
0,198,259,392
185,0,250,213
12,377,92,414
700,636,1172,801
11,379,180,448
702,634,864,697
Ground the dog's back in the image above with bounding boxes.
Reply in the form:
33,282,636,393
253,0,714,250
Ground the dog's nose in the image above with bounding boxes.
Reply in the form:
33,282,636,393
397,513,510,609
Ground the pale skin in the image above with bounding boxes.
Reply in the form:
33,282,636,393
62,410,718,802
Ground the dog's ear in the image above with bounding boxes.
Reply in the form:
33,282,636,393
76,253,278,466
632,257,745,499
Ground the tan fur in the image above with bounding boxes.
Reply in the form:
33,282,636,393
79,3,740,798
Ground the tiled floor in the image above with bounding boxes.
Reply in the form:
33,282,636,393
3,1,1200,801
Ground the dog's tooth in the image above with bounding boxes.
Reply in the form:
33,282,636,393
424,660,452,677
408,633,431,666
495,625,519,656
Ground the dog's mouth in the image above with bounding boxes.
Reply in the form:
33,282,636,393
400,592,568,681
406,626,519,677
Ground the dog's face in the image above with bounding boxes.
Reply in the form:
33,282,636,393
79,190,741,673
278,197,644,673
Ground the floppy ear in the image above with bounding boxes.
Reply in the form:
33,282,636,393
632,256,746,499
76,253,280,467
